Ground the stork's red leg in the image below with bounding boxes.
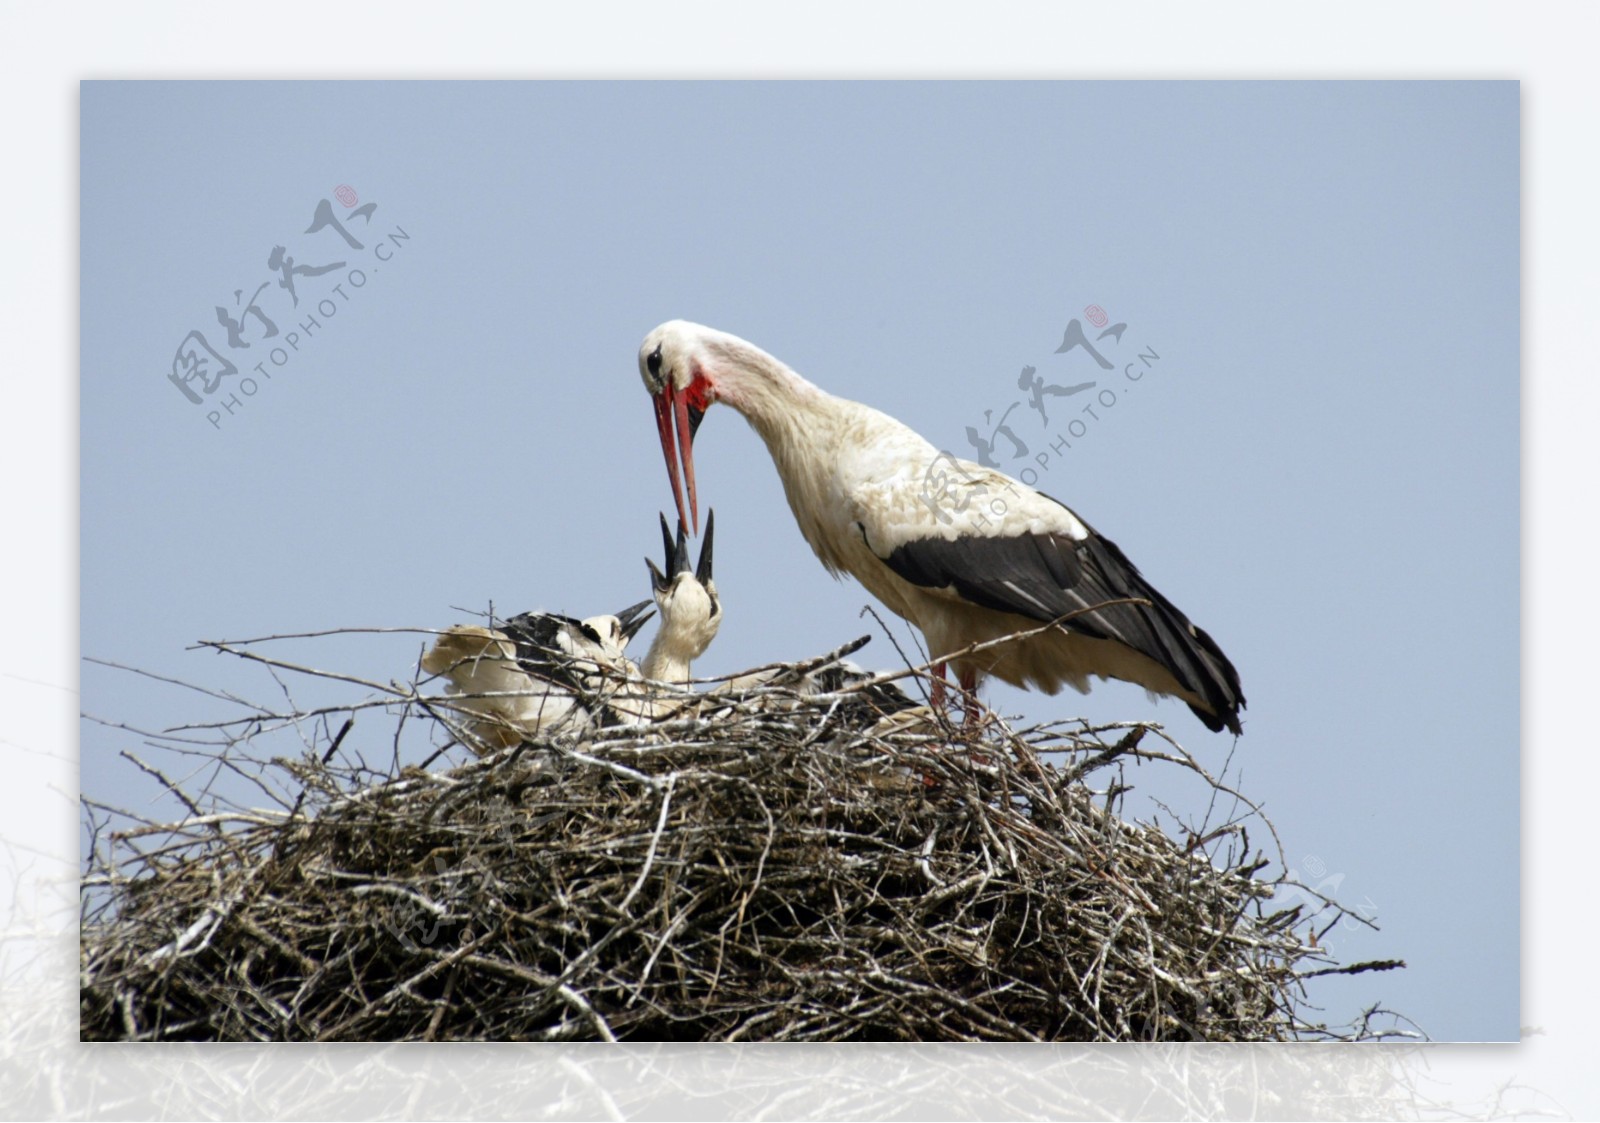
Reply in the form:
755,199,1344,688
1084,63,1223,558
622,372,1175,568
929,661,948,710
958,666,982,740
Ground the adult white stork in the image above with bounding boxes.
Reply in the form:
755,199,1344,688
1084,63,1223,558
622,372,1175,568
638,320,1245,735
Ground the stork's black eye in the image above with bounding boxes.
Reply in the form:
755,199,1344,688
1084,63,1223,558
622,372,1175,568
647,345,663,380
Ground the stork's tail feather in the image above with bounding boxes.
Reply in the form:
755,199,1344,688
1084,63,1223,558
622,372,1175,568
421,626,516,678
1180,623,1246,735
1084,535,1245,735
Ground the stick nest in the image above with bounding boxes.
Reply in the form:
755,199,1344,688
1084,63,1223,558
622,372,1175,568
80,631,1404,1041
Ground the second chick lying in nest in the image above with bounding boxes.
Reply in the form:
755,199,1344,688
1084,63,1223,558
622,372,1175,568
716,654,922,731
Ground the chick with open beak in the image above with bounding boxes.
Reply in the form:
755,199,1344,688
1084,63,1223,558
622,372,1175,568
639,510,721,684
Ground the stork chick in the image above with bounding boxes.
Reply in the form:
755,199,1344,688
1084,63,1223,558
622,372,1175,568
421,601,653,750
638,510,722,686
719,639,919,726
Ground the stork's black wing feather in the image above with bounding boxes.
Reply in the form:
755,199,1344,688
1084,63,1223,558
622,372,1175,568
499,610,641,729
810,663,919,719
876,507,1244,734
501,611,596,694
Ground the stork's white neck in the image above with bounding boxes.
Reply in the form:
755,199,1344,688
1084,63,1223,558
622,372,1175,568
637,575,719,685
640,633,693,684
704,335,837,448
702,335,856,563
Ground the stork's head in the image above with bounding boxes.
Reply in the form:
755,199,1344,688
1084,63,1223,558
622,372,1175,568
580,599,655,657
644,509,721,663
640,320,722,535
565,599,655,678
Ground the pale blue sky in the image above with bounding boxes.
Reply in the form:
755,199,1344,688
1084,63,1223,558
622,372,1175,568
80,80,1518,1041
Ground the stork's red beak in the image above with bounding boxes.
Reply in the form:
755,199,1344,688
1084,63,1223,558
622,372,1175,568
653,381,699,535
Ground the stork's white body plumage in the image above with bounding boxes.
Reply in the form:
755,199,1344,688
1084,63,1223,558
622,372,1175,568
639,320,1244,734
